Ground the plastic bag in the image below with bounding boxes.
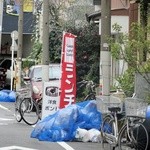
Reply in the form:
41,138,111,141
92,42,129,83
0,90,16,102
86,128,101,143
75,127,88,142
75,128,101,143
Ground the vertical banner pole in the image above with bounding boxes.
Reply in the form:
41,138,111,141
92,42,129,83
60,32,77,108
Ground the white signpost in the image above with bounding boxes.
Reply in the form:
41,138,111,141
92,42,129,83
10,30,18,91
41,82,60,119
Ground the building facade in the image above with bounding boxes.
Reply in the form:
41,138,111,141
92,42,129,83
86,0,139,86
0,0,34,59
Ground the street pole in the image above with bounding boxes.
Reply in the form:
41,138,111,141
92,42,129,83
42,0,49,82
0,0,3,52
100,0,111,96
41,0,50,119
16,0,23,90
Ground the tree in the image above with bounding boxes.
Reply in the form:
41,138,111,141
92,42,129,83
29,1,100,101
66,24,100,100
110,23,150,96
130,0,150,61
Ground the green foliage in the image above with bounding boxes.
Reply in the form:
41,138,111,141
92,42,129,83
66,24,100,83
65,24,100,100
110,22,150,96
116,69,135,97
30,2,100,101
22,59,36,69
28,41,42,63
49,28,62,63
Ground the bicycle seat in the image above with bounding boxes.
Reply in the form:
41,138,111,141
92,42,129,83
108,107,121,112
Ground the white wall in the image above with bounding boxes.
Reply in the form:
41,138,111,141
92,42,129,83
99,15,129,86
99,16,129,35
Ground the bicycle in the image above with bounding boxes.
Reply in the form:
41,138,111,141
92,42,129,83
98,96,149,150
19,95,41,125
118,97,149,150
15,87,31,122
15,77,42,125
77,80,96,101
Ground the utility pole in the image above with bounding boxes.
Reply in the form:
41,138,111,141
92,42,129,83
42,0,49,82
100,0,111,96
16,0,23,90
41,0,50,120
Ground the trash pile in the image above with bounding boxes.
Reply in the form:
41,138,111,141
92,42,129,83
0,90,16,102
31,100,102,142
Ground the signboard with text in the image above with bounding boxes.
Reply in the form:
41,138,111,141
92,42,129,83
59,32,76,108
42,82,60,119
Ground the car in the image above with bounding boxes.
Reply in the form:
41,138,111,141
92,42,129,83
24,64,61,101
0,58,36,89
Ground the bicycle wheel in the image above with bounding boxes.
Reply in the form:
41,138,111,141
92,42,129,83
20,98,40,125
118,123,149,150
14,95,22,122
84,93,96,101
101,115,116,149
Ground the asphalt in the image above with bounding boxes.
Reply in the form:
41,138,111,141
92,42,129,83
0,102,106,150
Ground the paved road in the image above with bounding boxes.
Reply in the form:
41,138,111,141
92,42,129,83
0,102,106,150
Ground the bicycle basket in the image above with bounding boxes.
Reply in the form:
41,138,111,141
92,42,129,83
125,97,148,118
16,88,31,98
96,95,123,114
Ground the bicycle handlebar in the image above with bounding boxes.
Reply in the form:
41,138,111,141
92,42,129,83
77,80,96,92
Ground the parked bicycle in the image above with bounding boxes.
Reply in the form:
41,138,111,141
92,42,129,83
15,77,42,125
77,80,96,101
19,94,41,125
98,96,148,150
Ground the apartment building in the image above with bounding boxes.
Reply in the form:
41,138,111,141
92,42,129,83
0,0,34,59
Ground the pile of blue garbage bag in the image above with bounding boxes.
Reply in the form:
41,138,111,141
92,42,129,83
0,90,16,102
31,100,102,142
30,100,150,143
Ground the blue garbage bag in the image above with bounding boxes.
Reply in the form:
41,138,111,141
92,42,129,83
8,90,16,102
31,100,102,142
0,90,16,102
146,105,150,118
0,90,8,101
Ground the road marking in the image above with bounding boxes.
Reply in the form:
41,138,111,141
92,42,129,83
0,104,14,126
0,118,14,121
0,104,75,150
0,118,14,125
57,142,75,150
31,125,75,150
0,104,11,112
0,123,8,125
0,146,37,150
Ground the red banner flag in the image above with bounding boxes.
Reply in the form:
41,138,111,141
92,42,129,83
60,32,76,108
